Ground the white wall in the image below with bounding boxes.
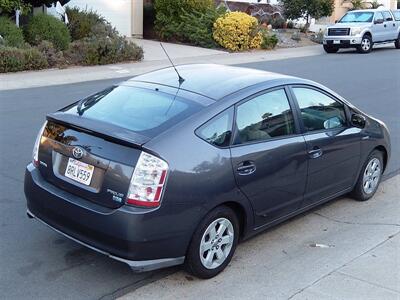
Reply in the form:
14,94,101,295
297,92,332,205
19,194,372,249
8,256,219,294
67,0,132,36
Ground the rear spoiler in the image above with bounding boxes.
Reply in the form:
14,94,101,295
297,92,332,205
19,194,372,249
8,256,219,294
47,112,150,148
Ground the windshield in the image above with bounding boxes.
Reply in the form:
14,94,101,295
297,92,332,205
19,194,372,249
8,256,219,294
66,85,203,138
339,11,374,23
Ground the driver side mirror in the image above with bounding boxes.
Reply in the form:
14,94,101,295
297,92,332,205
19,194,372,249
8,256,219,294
335,20,338,24
374,19,384,24
351,114,366,128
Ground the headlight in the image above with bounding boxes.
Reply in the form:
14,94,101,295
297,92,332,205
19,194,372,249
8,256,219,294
324,28,329,35
351,27,362,36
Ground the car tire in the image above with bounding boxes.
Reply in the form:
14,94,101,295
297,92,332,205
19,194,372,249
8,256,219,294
184,205,239,279
351,150,383,201
395,33,400,49
357,35,373,53
323,45,339,53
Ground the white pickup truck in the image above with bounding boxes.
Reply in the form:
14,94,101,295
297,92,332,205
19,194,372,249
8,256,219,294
323,9,400,54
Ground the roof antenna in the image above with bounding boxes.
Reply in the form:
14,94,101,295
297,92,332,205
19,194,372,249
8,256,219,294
160,43,185,86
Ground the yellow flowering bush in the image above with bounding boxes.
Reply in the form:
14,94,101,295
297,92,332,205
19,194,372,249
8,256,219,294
213,12,261,51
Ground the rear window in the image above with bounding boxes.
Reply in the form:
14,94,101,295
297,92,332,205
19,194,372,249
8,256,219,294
66,86,203,138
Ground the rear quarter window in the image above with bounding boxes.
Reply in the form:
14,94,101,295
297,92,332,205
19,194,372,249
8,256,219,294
393,11,400,21
196,107,234,148
66,86,203,138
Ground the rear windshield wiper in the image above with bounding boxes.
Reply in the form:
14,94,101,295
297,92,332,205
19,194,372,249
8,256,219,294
77,86,116,116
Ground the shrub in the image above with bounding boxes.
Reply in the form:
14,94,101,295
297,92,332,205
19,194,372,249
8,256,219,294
66,7,118,41
310,30,324,44
213,12,261,51
270,17,286,29
24,14,71,51
261,31,279,49
176,6,225,48
64,37,143,66
36,40,65,67
0,47,48,73
291,31,301,41
154,0,214,40
286,20,294,29
0,17,25,47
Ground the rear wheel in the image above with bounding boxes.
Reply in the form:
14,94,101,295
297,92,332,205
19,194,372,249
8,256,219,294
185,206,239,279
395,33,400,49
357,35,373,53
351,150,383,201
323,45,339,53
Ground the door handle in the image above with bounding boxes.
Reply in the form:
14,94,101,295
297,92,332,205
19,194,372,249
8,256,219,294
237,161,256,175
384,24,387,28
308,147,323,159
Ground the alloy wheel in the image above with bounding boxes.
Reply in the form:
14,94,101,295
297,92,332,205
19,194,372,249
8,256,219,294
361,38,371,51
362,158,381,194
199,218,234,269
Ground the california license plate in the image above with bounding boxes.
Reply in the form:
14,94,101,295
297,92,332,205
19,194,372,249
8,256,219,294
333,40,340,44
65,158,94,186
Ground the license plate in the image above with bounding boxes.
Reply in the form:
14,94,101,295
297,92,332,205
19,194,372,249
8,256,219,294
65,158,94,186
333,40,340,44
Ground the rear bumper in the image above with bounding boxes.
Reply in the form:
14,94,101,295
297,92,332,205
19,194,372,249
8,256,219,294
24,164,188,271
26,209,184,272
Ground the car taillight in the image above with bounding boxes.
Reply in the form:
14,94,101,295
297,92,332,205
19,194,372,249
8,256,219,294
126,151,169,208
32,121,47,167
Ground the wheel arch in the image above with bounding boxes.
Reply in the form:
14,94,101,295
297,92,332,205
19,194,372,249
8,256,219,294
374,145,388,172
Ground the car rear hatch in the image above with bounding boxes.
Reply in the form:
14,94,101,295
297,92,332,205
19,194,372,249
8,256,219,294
38,113,147,209
36,84,206,209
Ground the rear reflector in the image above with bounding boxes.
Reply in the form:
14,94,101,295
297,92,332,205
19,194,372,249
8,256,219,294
126,152,168,208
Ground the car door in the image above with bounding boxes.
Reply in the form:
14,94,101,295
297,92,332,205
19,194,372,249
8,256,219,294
373,12,386,42
290,86,362,208
382,11,397,40
230,87,308,227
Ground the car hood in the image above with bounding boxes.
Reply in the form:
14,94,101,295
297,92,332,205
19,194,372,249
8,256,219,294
329,22,371,28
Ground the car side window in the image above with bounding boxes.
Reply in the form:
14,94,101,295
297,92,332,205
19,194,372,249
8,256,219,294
375,12,384,22
382,11,393,21
196,107,233,147
293,87,347,132
234,89,295,145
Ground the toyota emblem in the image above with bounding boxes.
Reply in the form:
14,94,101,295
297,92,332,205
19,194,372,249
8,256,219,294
72,147,84,159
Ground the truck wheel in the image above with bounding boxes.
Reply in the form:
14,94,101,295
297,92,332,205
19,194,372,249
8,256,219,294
395,33,400,49
184,205,239,279
357,35,373,53
323,45,339,53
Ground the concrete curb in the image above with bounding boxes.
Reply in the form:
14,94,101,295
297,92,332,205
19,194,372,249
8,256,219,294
0,45,324,91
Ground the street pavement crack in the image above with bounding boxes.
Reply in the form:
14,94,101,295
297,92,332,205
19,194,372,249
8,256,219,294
336,271,400,294
286,230,400,300
313,212,400,227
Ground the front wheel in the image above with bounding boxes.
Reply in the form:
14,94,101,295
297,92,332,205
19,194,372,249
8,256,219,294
395,33,400,49
351,150,383,201
184,206,239,279
357,35,373,53
323,45,339,53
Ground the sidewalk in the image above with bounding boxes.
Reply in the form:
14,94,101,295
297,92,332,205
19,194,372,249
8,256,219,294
120,175,400,300
0,40,324,91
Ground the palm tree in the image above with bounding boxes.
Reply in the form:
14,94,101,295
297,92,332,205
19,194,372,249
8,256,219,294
342,0,368,10
367,0,383,8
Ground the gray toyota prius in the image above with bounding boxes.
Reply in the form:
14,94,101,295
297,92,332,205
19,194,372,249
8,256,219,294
25,64,390,278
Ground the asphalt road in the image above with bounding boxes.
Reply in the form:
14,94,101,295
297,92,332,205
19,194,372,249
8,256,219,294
0,47,399,299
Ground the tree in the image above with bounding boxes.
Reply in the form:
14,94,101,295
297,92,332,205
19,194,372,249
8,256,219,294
368,0,383,9
280,0,334,28
24,0,70,7
0,0,30,14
